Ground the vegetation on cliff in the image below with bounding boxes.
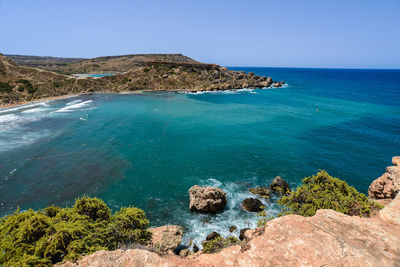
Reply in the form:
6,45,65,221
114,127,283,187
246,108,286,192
278,170,382,217
202,236,240,254
0,196,151,266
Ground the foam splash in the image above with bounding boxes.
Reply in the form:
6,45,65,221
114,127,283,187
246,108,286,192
181,178,280,250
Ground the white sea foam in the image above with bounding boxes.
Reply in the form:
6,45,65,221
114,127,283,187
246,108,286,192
181,88,257,95
181,178,281,250
0,114,20,123
66,99,83,106
21,107,47,114
55,100,94,113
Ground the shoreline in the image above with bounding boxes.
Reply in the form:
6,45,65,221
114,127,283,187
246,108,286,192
0,87,271,109
0,93,80,109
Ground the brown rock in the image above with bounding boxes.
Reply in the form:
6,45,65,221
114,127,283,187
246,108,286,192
270,176,291,194
188,185,227,213
249,187,270,199
368,156,400,199
272,82,282,87
149,225,183,252
242,198,264,212
239,228,250,240
229,225,237,232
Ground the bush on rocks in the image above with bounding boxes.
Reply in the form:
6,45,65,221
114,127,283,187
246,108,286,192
202,236,240,254
0,196,151,266
278,170,382,217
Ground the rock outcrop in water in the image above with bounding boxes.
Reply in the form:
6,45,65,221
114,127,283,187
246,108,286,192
249,187,270,199
60,193,400,266
369,156,400,199
270,176,291,194
188,185,227,213
241,198,264,212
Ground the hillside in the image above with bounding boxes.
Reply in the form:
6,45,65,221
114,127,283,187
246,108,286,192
0,53,277,106
7,54,199,74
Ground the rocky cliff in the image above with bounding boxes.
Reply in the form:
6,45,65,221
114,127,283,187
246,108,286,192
60,192,400,266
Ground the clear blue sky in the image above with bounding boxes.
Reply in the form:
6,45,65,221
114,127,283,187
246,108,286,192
1,0,399,68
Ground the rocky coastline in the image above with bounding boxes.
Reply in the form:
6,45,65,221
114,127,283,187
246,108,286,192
0,53,283,107
57,157,400,266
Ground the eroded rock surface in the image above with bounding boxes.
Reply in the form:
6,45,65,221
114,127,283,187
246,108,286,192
60,193,400,267
188,185,227,213
369,156,400,199
149,225,183,252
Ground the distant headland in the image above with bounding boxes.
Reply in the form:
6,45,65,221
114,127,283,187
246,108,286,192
0,53,283,107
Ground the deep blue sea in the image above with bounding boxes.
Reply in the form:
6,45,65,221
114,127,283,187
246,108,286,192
1,67,399,248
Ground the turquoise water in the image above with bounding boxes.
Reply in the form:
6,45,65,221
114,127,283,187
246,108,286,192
1,67,399,248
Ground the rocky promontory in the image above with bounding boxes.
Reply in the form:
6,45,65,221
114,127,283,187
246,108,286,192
0,53,280,106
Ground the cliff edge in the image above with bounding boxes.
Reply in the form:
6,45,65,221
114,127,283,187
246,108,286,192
60,193,400,266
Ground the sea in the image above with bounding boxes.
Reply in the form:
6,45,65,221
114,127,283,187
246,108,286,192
1,67,399,249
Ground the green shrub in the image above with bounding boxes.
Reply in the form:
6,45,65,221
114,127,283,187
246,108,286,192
0,82,13,93
202,236,240,254
17,79,36,94
143,68,150,73
0,196,151,266
278,170,382,217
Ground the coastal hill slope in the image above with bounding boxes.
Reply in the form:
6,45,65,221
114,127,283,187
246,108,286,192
6,54,199,74
61,194,400,266
0,53,276,106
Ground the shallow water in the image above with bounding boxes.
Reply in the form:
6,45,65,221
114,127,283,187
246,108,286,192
0,67,399,248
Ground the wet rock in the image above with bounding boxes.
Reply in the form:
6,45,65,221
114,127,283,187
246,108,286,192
270,176,291,194
242,198,264,212
369,156,400,199
229,225,237,232
149,225,183,252
272,82,282,87
239,228,250,240
189,185,227,213
249,187,270,199
206,231,221,241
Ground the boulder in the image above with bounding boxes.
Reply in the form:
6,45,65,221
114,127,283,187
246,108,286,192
188,185,227,213
149,225,183,252
272,82,282,88
242,198,264,212
229,225,237,232
369,157,400,199
239,228,250,240
270,176,291,194
206,231,221,241
249,187,270,199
